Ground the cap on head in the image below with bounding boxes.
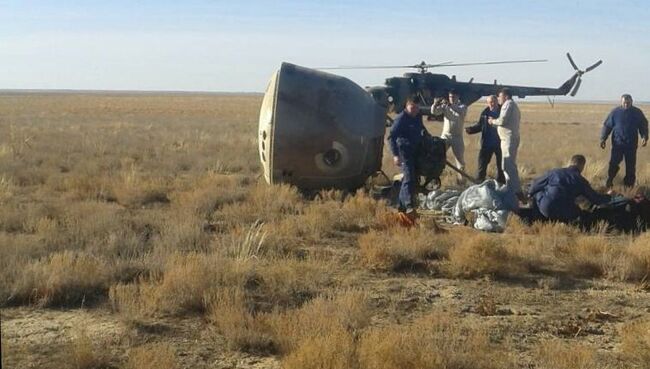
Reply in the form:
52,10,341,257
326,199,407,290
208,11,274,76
621,93,633,100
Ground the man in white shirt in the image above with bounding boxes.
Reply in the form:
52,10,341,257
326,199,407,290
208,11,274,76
488,88,522,197
431,90,468,180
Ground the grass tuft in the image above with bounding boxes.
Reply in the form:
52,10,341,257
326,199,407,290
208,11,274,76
533,339,597,369
65,330,113,369
358,227,447,272
620,318,650,368
10,251,110,307
125,343,178,369
447,233,526,278
357,311,513,369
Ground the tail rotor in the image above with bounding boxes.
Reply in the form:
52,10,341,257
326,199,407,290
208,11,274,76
566,53,602,97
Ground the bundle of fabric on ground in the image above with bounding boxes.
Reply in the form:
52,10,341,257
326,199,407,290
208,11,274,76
417,180,517,232
418,189,461,214
452,180,518,232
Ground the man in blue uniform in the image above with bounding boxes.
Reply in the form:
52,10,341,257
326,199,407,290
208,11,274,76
388,97,427,214
465,95,505,184
528,154,610,224
601,94,648,188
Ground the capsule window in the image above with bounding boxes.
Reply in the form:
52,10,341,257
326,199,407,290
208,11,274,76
323,149,342,167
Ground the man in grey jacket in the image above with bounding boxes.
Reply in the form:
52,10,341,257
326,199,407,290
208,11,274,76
431,90,468,180
488,88,522,197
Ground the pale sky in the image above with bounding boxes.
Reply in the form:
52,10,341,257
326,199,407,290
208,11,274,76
2,0,649,101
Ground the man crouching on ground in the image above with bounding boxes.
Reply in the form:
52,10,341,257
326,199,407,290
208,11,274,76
388,97,427,215
524,154,610,227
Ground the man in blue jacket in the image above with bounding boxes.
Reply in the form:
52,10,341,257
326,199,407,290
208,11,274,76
388,97,427,214
601,94,648,188
528,154,610,224
465,95,505,184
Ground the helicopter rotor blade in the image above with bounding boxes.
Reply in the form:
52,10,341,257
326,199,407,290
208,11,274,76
316,61,453,70
430,59,547,68
585,60,603,73
412,61,455,69
570,77,582,97
315,59,545,71
316,65,420,70
566,53,579,71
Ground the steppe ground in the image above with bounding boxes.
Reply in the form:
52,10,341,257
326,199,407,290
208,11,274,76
1,92,650,369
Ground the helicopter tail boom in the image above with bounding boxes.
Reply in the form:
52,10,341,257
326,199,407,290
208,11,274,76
513,53,602,98
461,53,601,101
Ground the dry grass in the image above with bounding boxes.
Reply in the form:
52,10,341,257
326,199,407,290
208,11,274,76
358,219,645,282
620,318,650,368
109,254,229,318
207,287,277,354
152,253,219,313
215,183,303,227
0,337,10,369
171,173,248,217
282,329,357,369
447,233,527,278
125,343,177,369
0,175,16,202
563,235,615,278
221,221,267,259
9,251,110,307
358,227,448,272
624,233,650,281
357,312,514,369
65,330,113,369
503,226,650,282
208,289,370,358
109,282,161,321
533,339,598,369
3,94,650,368
268,290,371,354
220,188,391,242
110,253,331,321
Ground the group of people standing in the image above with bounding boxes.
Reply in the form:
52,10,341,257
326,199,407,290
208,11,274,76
430,88,522,192
389,90,649,225
389,87,523,214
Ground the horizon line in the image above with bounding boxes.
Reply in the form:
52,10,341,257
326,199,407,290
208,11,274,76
0,88,264,96
1,89,647,105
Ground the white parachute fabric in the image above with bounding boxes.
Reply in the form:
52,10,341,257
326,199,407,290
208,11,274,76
418,189,461,212
453,180,518,232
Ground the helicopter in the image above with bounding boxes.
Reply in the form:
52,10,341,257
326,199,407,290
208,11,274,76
258,53,602,191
